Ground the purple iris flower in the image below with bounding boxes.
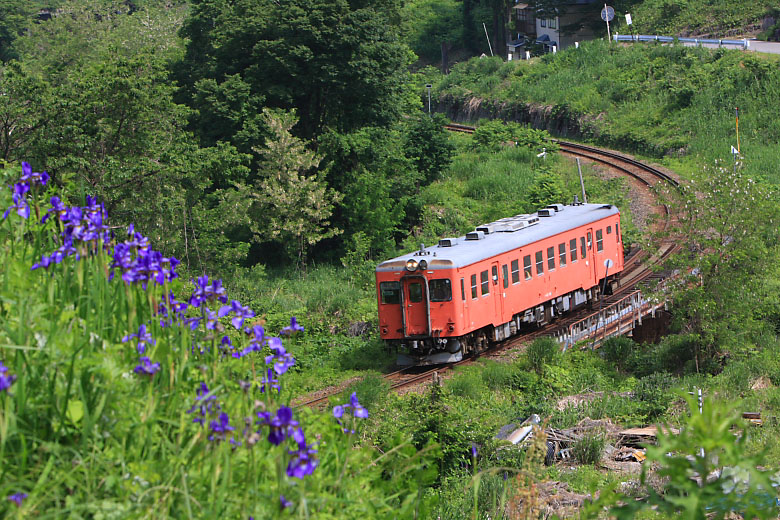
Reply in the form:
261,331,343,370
218,299,255,330
122,323,155,355
471,443,478,459
3,183,30,220
41,196,67,223
7,492,27,506
189,275,228,308
31,253,53,271
349,392,369,418
280,495,293,510
187,383,220,425
286,428,318,479
0,362,16,392
257,406,298,445
208,412,235,442
19,161,48,186
204,307,219,331
332,392,369,431
280,316,304,335
259,368,281,394
133,356,161,377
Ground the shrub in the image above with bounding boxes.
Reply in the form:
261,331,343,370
634,372,675,420
342,373,390,413
526,337,559,375
600,336,636,371
571,433,605,465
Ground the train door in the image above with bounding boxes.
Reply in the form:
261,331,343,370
586,228,597,283
491,261,504,321
402,276,429,336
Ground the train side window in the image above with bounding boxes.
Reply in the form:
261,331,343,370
380,281,400,304
607,225,612,234
430,279,452,302
481,270,490,295
547,246,555,270
523,255,532,280
409,282,423,303
617,223,621,242
535,251,544,275
596,229,603,252
559,243,566,267
580,237,586,258
492,265,499,285
587,232,593,250
511,259,520,283
461,278,465,301
471,274,478,299
570,239,577,262
502,264,509,289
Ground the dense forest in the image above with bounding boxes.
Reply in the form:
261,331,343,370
3,0,780,517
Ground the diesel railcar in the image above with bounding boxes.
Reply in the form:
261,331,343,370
376,202,625,365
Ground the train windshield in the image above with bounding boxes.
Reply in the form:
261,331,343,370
429,279,452,302
380,282,401,304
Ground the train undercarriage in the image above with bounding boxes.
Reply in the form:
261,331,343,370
392,277,618,366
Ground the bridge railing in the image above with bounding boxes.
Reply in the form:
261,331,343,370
614,34,749,49
553,290,666,351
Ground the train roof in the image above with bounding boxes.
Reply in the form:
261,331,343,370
376,202,620,272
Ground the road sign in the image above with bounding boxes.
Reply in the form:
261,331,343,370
625,13,632,25
601,5,615,22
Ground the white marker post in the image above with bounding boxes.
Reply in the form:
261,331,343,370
601,4,615,42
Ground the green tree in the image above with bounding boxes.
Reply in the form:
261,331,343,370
177,0,415,142
656,164,780,366
403,113,454,186
250,109,342,267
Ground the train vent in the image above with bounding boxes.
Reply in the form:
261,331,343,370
538,208,556,217
438,238,458,247
465,230,486,241
547,204,564,212
476,223,496,234
497,218,539,231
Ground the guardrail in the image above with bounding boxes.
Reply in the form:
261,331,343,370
614,34,749,49
554,290,666,351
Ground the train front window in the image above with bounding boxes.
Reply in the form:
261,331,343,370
430,279,452,302
380,282,400,304
409,282,423,303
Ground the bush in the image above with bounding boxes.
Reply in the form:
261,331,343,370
342,373,390,413
571,433,605,465
634,373,675,420
600,336,636,371
526,337,559,375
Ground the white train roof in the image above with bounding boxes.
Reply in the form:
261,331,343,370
376,203,620,272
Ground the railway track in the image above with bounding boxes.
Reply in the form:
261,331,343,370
295,124,681,409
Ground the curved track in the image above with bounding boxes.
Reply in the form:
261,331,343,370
295,125,681,409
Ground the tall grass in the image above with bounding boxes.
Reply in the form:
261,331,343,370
0,163,433,518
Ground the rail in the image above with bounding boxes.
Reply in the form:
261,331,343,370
614,34,749,49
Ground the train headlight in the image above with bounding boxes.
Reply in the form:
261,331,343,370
406,259,418,271
418,260,428,270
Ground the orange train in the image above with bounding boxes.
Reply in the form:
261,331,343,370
375,201,625,365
